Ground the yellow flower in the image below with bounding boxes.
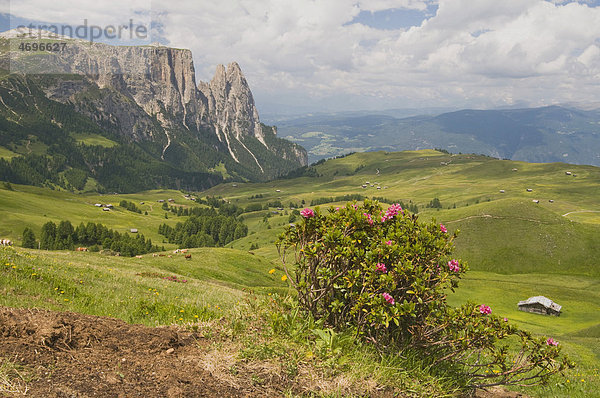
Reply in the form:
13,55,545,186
281,275,288,281
194,315,198,318
180,309,184,313
269,268,275,274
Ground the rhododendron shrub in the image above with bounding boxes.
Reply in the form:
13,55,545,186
278,200,461,344
277,200,572,387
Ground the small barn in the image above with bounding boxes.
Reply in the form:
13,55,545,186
130,228,138,233
518,296,561,316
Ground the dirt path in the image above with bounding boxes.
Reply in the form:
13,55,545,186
0,307,282,397
562,210,600,217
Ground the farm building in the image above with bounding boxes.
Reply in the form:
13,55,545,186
499,190,505,193
130,228,138,233
565,171,572,175
518,296,561,316
526,188,533,192
102,207,110,211
94,203,102,207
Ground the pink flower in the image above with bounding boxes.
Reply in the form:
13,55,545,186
381,204,403,222
546,337,559,346
382,292,395,305
503,317,508,322
363,213,374,225
440,224,447,233
376,263,387,273
447,259,460,272
300,208,314,218
335,207,340,211
479,304,492,315
385,240,392,245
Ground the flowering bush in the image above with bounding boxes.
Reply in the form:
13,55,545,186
277,200,573,388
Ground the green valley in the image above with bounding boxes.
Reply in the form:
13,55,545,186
1,149,599,397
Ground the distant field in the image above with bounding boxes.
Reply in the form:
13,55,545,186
0,185,196,249
0,145,18,159
70,132,118,148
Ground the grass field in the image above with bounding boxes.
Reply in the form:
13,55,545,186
1,149,599,396
70,132,118,148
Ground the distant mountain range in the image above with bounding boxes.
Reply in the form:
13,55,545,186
272,105,600,166
0,30,306,193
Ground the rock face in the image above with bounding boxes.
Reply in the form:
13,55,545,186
0,29,307,181
199,63,266,160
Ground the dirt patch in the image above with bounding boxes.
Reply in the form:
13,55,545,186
0,307,529,397
0,307,282,397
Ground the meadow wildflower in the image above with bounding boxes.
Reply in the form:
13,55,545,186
546,337,559,346
376,263,387,273
300,208,315,218
479,304,492,314
382,292,395,305
440,224,447,233
268,268,276,274
281,275,288,281
448,259,460,272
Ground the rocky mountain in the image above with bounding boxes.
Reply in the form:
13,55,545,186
0,30,306,192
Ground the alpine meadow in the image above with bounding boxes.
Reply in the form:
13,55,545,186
1,1,600,397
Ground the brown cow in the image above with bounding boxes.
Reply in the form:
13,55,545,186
185,254,192,260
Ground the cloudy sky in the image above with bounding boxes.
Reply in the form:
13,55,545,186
2,0,600,114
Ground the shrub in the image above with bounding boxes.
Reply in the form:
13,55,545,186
277,200,573,388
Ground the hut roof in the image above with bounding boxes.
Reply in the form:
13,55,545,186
518,296,561,312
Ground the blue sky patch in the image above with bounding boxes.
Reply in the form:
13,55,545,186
347,4,439,30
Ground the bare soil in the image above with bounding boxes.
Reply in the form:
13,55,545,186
0,307,283,397
0,307,528,397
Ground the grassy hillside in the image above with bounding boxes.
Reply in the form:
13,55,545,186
1,149,599,396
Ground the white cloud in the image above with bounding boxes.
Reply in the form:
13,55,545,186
5,0,600,111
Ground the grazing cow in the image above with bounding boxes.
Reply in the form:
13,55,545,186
173,249,180,254
152,253,158,257
185,254,192,260
76,247,88,252
181,249,188,253
159,254,166,257
1,239,12,246
168,255,172,258
135,255,143,259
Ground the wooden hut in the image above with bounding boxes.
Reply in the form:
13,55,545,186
518,296,561,316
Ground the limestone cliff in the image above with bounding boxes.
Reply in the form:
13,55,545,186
0,29,307,180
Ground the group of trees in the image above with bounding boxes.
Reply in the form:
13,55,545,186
119,200,142,214
25,220,162,256
158,214,248,248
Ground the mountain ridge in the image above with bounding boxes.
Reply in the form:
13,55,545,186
0,30,307,192
274,105,600,165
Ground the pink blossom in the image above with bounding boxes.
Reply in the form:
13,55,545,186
503,317,508,322
546,337,559,346
335,207,340,211
376,263,387,273
363,213,374,225
386,240,392,245
479,304,492,315
381,203,403,222
300,208,314,218
447,259,460,272
440,224,447,233
382,292,395,305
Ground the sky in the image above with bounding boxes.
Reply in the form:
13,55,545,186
2,0,600,114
